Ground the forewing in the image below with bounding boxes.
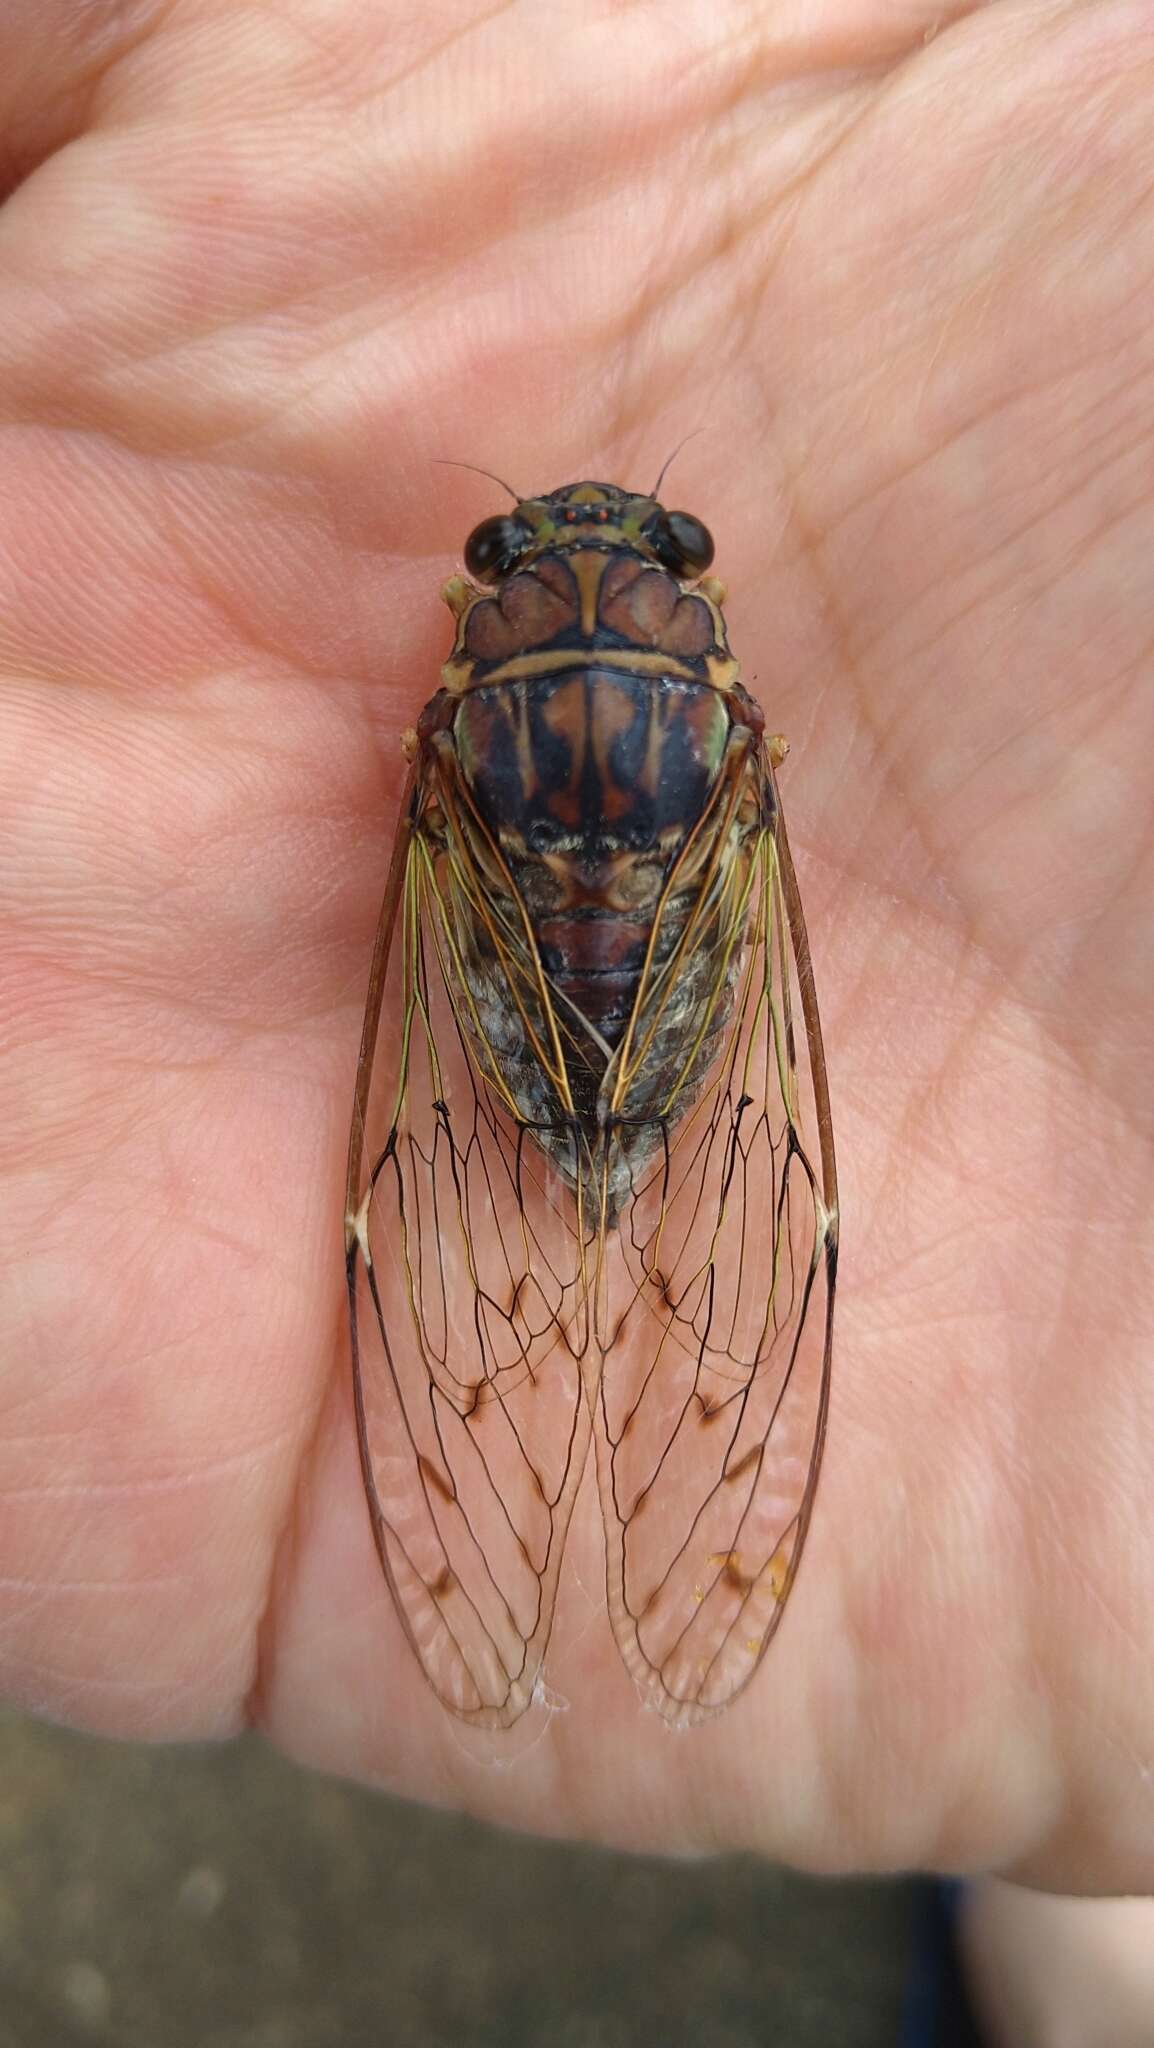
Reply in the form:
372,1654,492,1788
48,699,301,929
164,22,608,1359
346,772,592,1728
595,770,838,1724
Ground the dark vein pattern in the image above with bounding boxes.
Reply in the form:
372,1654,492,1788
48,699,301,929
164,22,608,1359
347,761,836,1727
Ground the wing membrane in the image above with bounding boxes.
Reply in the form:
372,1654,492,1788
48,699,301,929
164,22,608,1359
593,768,838,1725
348,745,836,1729
346,772,592,1728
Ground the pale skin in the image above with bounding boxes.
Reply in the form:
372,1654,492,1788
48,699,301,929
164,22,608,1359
1,0,1152,1903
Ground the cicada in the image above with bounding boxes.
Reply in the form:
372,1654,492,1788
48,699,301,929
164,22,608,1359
345,480,838,1728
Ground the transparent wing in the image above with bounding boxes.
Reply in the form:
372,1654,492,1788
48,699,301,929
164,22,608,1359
346,769,593,1729
594,765,838,1725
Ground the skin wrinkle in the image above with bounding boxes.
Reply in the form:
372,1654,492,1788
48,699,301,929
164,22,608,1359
0,1573,189,1593
767,454,983,984
841,454,1131,692
906,268,1007,432
148,468,345,673
242,1273,348,1735
0,0,179,188
7,1642,249,1703
1023,473,1154,632
0,115,819,528
2,38,764,400
710,0,989,79
10,233,622,472
634,58,899,435
0,4,980,446
940,640,1143,818
860,356,1154,667
727,95,898,382
812,342,1154,631
779,417,1154,1133
0,1445,299,1502
807,153,1154,523
278,0,522,111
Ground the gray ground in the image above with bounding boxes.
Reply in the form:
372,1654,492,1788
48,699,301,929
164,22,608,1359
0,1711,913,2047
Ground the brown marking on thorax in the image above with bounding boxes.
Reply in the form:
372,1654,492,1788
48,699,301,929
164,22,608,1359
440,547,739,695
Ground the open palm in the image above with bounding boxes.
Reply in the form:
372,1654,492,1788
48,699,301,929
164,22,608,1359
2,0,1151,1891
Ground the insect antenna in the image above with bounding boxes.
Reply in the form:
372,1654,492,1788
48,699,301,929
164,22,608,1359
434,458,521,502
650,429,706,499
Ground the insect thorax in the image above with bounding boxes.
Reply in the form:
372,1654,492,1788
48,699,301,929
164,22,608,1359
419,526,767,1206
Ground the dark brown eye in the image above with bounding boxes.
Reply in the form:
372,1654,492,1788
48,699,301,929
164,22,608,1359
464,514,531,583
645,509,714,577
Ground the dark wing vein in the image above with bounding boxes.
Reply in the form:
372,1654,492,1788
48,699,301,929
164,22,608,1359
594,761,838,1725
347,791,592,1728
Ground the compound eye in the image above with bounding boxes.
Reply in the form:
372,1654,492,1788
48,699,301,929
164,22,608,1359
464,514,531,583
646,509,715,577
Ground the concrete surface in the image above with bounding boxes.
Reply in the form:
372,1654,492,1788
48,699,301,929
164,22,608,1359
0,1711,913,2046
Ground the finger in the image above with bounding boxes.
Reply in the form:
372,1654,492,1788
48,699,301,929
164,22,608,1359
0,2,169,188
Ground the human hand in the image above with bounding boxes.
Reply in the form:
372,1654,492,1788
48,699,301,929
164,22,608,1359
2,0,1151,1891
